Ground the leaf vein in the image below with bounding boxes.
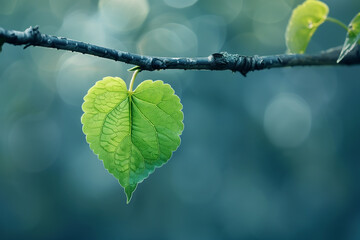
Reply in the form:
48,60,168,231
100,96,128,150
133,96,179,123
132,100,161,159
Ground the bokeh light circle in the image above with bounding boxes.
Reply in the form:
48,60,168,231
163,0,197,8
137,23,198,56
264,93,312,148
99,0,149,32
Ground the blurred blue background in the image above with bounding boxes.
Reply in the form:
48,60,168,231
1,0,360,239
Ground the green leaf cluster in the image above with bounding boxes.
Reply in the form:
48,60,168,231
286,0,359,62
82,77,184,202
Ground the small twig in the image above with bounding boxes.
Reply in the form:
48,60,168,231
1,26,359,76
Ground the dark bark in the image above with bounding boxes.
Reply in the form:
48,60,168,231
1,26,359,76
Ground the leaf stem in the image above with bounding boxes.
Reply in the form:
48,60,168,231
129,69,141,92
326,17,349,31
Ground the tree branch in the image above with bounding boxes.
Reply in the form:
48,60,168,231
1,26,359,76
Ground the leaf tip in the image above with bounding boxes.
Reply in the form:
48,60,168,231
124,184,137,204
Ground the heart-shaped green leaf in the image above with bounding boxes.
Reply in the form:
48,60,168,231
286,0,329,54
81,77,184,202
337,12,360,63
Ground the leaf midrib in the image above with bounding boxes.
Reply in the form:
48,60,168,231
98,86,179,186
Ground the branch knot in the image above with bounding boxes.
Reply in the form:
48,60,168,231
23,26,41,48
151,58,165,70
211,52,263,76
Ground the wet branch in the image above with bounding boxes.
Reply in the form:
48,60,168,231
1,26,359,76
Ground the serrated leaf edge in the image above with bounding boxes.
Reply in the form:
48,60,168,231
81,77,184,203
